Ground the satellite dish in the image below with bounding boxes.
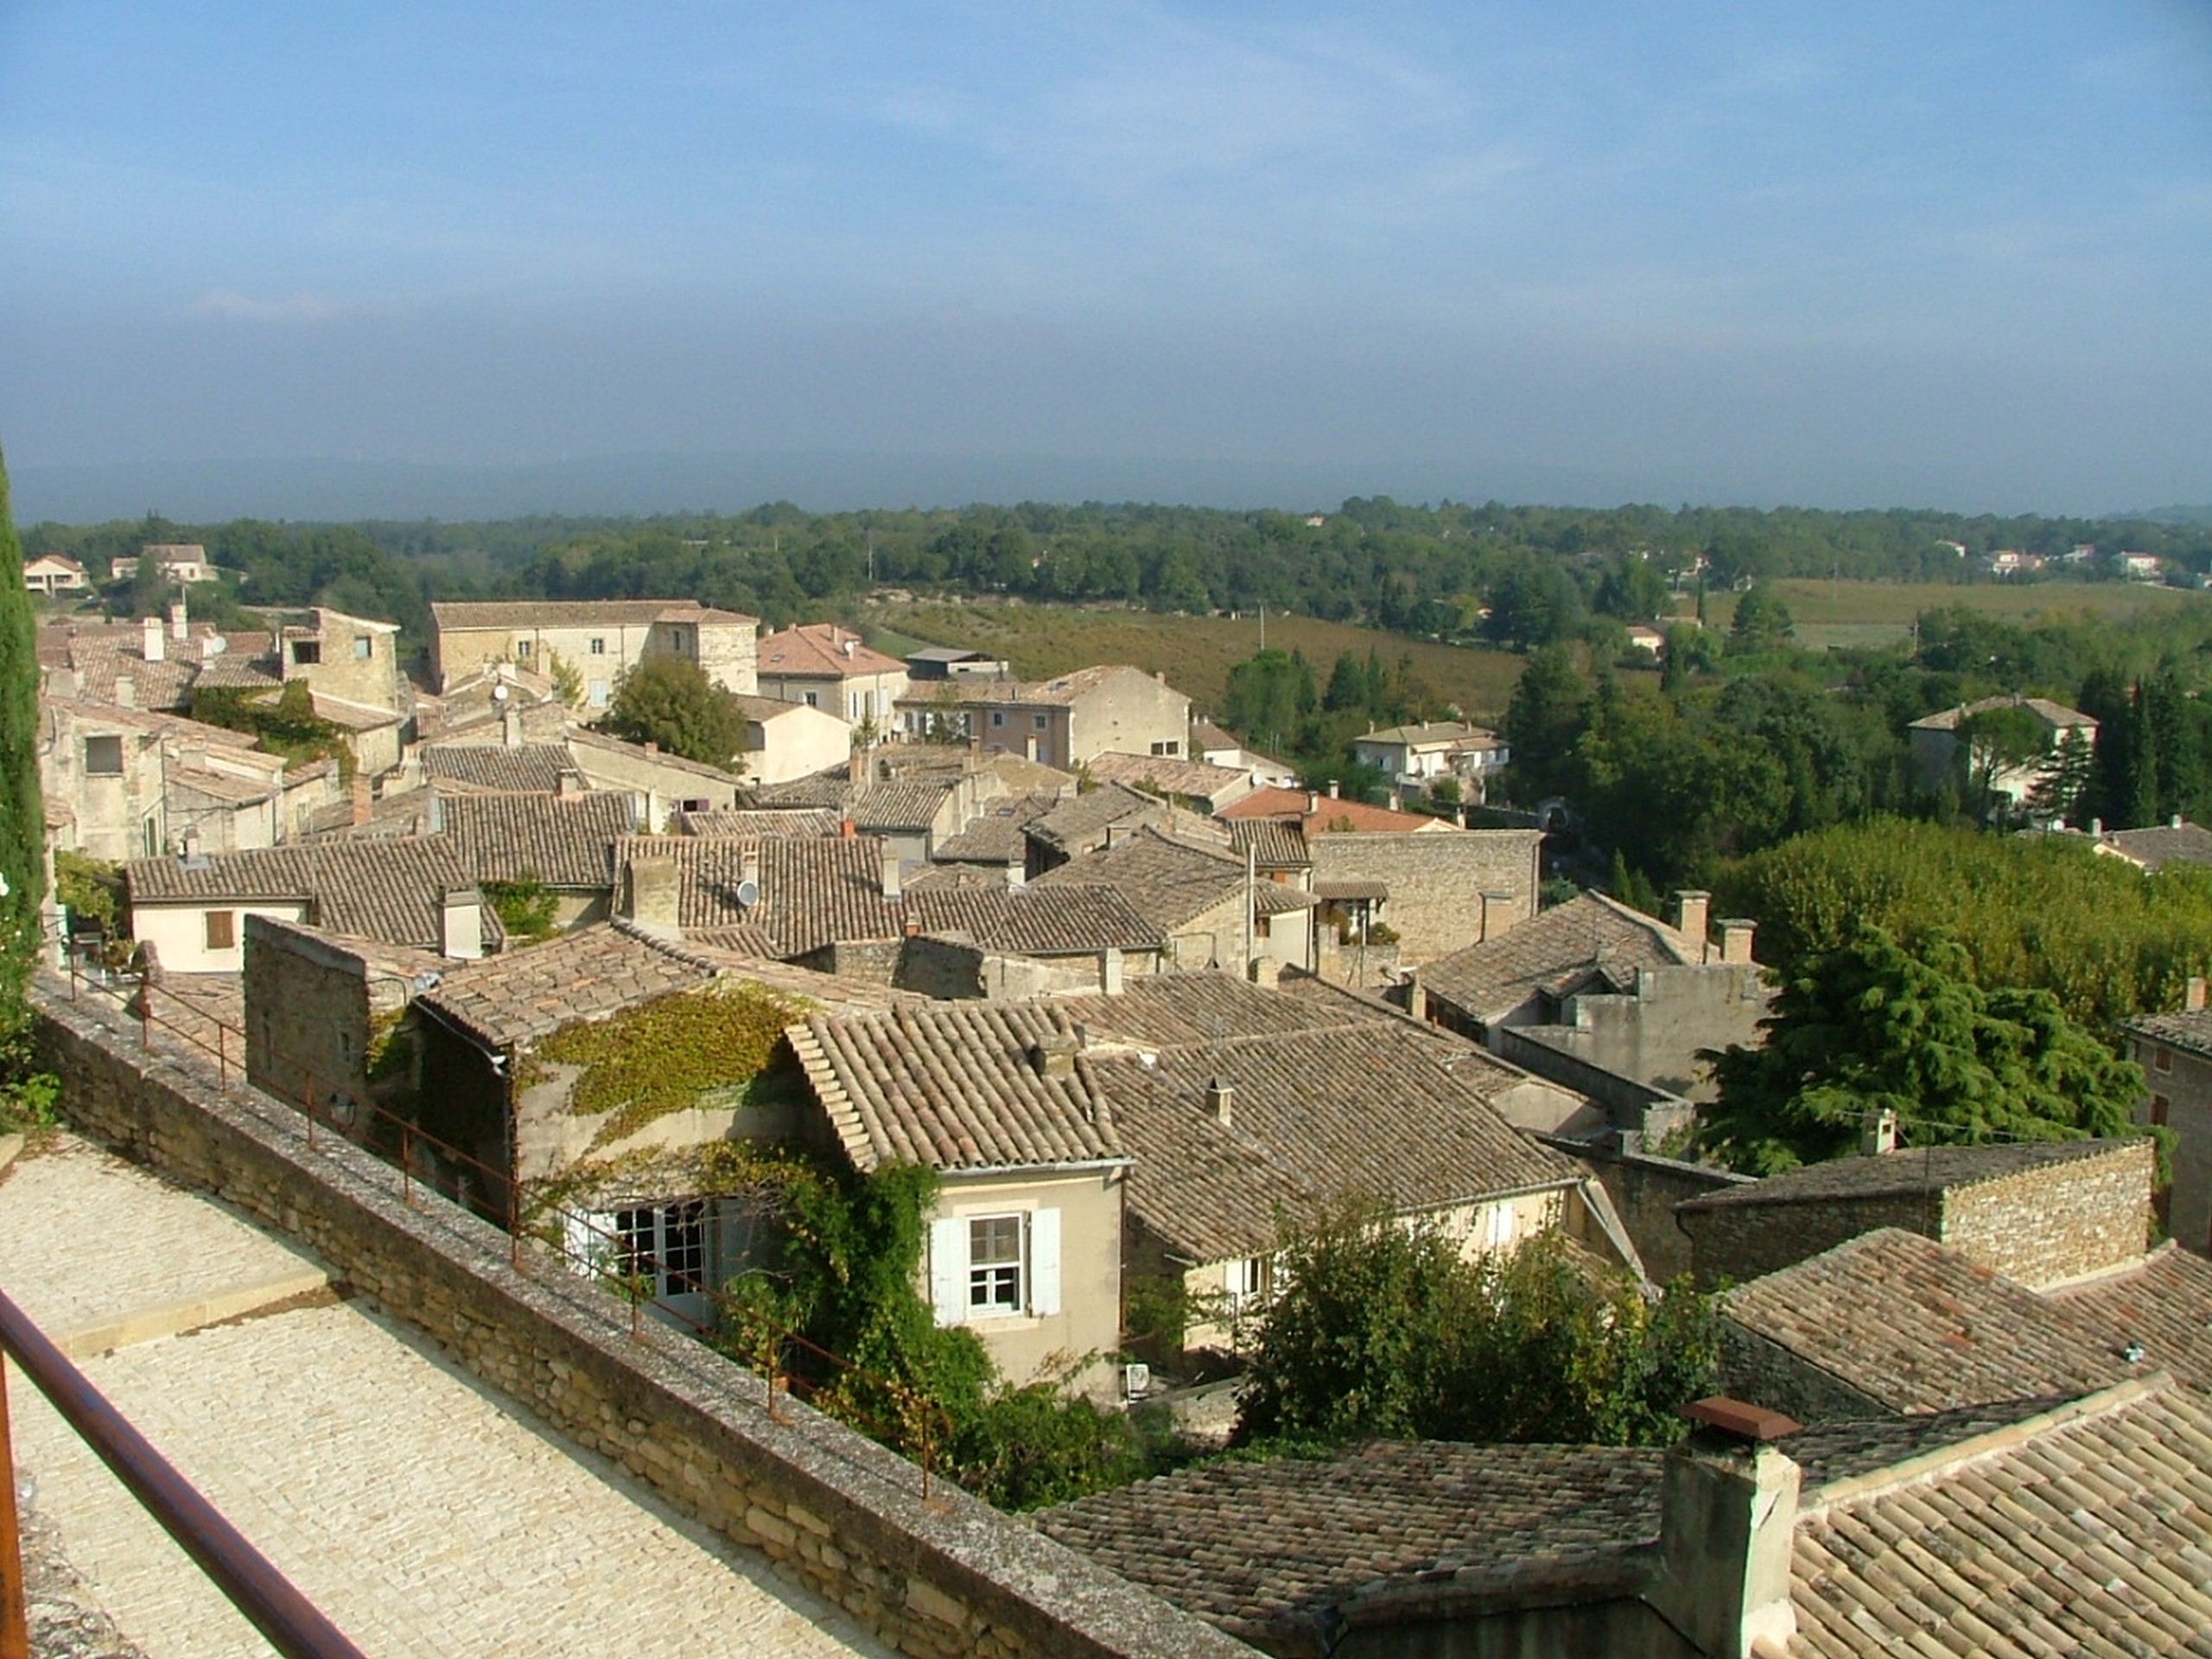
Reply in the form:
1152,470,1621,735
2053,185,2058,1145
735,879,760,909
492,683,510,702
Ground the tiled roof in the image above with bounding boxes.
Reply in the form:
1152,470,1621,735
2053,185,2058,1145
436,791,634,888
755,622,905,679
1051,969,1397,1048
1251,883,1319,915
1418,893,1702,1025
619,834,896,953
565,727,746,783
1774,1394,2082,1491
2123,1004,2212,1058
907,887,1164,957
1031,826,1247,931
1219,786,1453,835
167,761,283,806
1188,718,1241,753
1725,1229,2130,1414
1675,1138,2139,1213
126,838,494,952
746,768,856,808
1033,1440,1663,1644
416,925,716,1049
429,600,757,629
1084,751,1254,804
789,1002,1125,1173
188,655,284,692
2098,821,2212,870
741,773,953,832
1024,783,1163,851
1357,721,1501,748
1019,664,1172,706
1907,693,2096,732
422,743,573,793
306,693,404,733
1788,1378,2212,1659
2046,1242,2212,1391
673,809,843,839
1091,1022,1576,1262
931,796,1057,863
1227,820,1310,868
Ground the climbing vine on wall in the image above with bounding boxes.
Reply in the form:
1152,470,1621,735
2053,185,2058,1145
535,982,812,1146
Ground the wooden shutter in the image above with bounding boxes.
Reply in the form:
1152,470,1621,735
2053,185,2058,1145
929,1216,966,1325
1028,1208,1061,1317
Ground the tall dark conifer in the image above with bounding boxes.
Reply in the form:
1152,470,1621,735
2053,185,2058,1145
0,445,45,1007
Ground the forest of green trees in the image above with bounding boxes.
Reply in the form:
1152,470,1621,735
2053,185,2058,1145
25,498,2212,656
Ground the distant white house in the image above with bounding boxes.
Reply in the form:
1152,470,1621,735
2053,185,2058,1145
1351,721,1510,799
22,553,89,596
110,544,213,586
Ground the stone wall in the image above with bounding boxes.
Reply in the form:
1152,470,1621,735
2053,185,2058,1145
2137,1039,2212,1255
32,981,1255,1659
1306,830,1541,968
1716,1322,1887,1427
1941,1141,2155,1288
1679,1191,1936,1291
1550,1138,1752,1286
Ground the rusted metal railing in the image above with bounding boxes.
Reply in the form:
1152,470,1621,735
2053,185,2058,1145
0,1286,369,1659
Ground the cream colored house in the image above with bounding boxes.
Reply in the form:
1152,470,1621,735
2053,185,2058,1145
732,694,854,785
896,664,1191,770
786,1002,1132,1396
428,599,760,699
754,624,910,729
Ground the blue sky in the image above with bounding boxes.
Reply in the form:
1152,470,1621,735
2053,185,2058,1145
3,1,2209,518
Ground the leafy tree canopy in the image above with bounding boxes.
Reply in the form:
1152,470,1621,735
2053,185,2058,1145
1699,924,2146,1174
1233,1209,1719,1451
594,654,748,772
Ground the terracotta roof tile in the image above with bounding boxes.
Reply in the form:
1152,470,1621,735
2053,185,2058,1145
755,622,905,678
673,808,844,838
2046,1243,2212,1391
790,1001,1125,1173
1726,1229,2130,1414
436,791,634,888
1084,751,1255,805
1024,783,1165,851
429,599,757,629
423,743,573,793
1418,893,1702,1025
1030,825,1247,931
126,837,495,952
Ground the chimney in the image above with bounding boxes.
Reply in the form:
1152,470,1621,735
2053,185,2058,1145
1717,918,1757,964
1205,1077,1234,1127
1099,945,1124,995
1388,787,1402,814
840,817,857,838
501,707,523,748
349,773,372,826
427,794,445,834
2174,814,2186,830
1027,1032,1079,1079
1673,891,1711,956
1860,1108,1899,1155
114,676,136,707
1454,805,1468,828
643,741,658,756
440,889,485,960
2187,976,2208,1014
1327,779,1339,798
1479,889,1517,944
843,637,856,658
143,615,165,663
880,845,903,900
622,855,681,932
168,599,188,641
1649,1399,1802,1659
2091,817,2104,837
1306,791,1319,814
848,746,867,785
1405,971,1427,1023
556,769,585,798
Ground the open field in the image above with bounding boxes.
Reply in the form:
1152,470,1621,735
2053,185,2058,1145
1703,577,2199,649
860,601,1528,721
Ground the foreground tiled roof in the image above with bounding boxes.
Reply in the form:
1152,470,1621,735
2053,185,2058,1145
1787,1378,2212,1659
1033,1440,1663,1645
789,1002,1125,1173
1676,1138,2139,1213
436,791,634,888
422,743,573,793
673,808,844,839
1051,969,1400,1048
2046,1242,2212,1391
126,838,494,952
1091,1021,1577,1262
1725,1229,2129,1414
1417,892,1702,1025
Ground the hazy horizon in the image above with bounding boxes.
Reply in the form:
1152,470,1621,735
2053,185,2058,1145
6,3,2209,523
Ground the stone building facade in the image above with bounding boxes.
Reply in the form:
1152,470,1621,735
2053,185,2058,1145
1306,828,1541,968
428,600,760,700
2122,999,2212,1255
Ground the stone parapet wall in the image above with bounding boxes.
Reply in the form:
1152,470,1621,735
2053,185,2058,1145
1942,1141,2155,1288
31,980,1255,1659
1681,1192,1936,1291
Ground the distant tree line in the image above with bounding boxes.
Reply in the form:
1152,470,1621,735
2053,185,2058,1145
23,498,2212,658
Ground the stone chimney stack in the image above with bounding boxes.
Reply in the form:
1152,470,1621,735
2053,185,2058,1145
1306,790,1319,814
1027,1031,1079,1079
1404,971,1427,1023
1478,890,1517,944
1206,1077,1234,1128
623,855,681,933
849,745,868,785
880,844,903,900
1673,891,1711,957
350,773,372,826
1861,1107,1899,1156
1717,918,1757,964
2187,976,2209,1014
501,707,523,748
440,889,485,960
1099,945,1124,996
168,599,188,642
142,615,165,663
1649,1399,1802,1659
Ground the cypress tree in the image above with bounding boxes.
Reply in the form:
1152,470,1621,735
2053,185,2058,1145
0,444,45,1007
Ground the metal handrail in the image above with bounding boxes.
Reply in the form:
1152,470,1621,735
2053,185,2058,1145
51,958,956,1493
0,1285,369,1659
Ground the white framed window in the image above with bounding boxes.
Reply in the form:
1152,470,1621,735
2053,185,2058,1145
1484,1201,1516,1251
568,1202,707,1300
930,1209,1059,1325
1224,1254,1278,1312
588,679,610,709
1149,740,1180,756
